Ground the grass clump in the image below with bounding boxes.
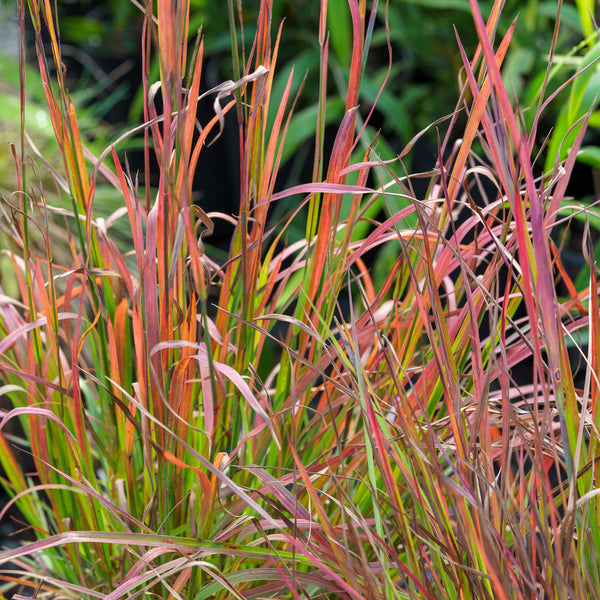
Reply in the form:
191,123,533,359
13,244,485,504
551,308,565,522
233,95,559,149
2,0,600,598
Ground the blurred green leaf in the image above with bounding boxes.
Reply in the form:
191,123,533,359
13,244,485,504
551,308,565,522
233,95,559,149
406,0,471,8
568,41,600,124
577,145,600,168
279,98,346,167
327,0,352,65
544,49,600,172
574,0,596,39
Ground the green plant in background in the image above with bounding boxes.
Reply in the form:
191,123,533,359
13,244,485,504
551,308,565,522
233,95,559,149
1,0,600,599
28,0,599,196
